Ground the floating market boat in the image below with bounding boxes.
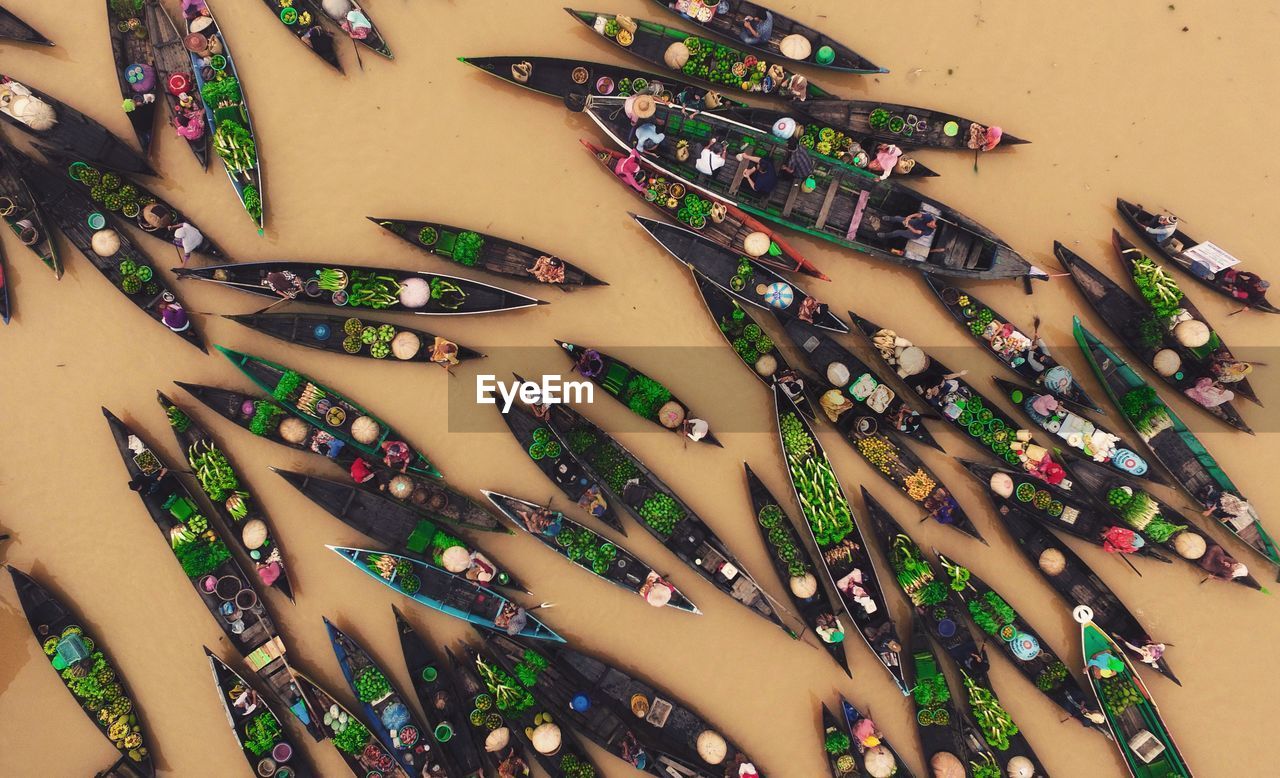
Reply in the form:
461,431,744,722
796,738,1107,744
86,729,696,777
103,409,322,738
313,0,393,60
0,246,8,321
12,151,205,350
1073,606,1194,778
587,98,1043,280
744,464,851,675
925,276,1102,412
328,546,562,641
822,703,862,778
292,671,410,778
158,390,296,600
0,5,51,45
800,98,1028,154
392,607,488,778
276,469,520,592
557,339,722,445
1075,320,1279,572
105,0,159,154
182,1,264,227
224,311,485,367
993,377,1165,486
584,141,826,279
840,697,917,778
7,567,154,776
484,490,698,613
636,215,847,332
1117,198,1278,314
461,54,748,110
205,649,316,777
1054,242,1251,433
904,619,994,778
142,0,209,168
370,218,605,287
217,346,442,478
446,640,530,776
1062,455,1263,592
254,0,340,71
0,74,151,174
773,385,907,692
692,270,807,395
0,141,60,277
325,618,451,777
496,401,626,534
177,260,545,315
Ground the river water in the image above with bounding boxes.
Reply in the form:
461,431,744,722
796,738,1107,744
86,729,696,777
1,0,1276,775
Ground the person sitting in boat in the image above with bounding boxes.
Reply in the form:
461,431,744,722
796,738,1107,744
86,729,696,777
1219,268,1271,305
1086,648,1124,679
775,369,806,403
740,154,778,195
815,613,845,644
738,11,774,44
866,144,903,181
572,348,605,379
835,567,879,615
695,137,729,176
1209,355,1253,385
780,73,809,102
497,752,529,778
429,336,460,370
1101,526,1145,555
158,300,190,334
875,211,938,243
1139,211,1179,246
381,440,411,471
634,122,666,154
1196,543,1248,581
1121,638,1167,669
613,149,649,194
515,504,562,537
1183,375,1234,409
128,464,169,496
576,484,609,519
493,601,528,636
527,255,566,284
173,92,205,140
1199,485,1257,529
850,716,883,751
309,430,344,459
780,135,814,181
680,417,710,442
263,269,302,298
231,683,261,716
796,295,828,325
339,6,372,40
349,457,376,484
172,222,204,266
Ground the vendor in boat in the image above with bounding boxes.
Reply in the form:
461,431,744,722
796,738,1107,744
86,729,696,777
613,149,648,194
1139,211,1180,246
381,440,412,471
780,135,814,181
680,417,710,442
158,300,190,334
349,457,376,484
1121,638,1167,669
1101,526,1145,555
527,255,566,284
173,91,205,141
781,73,809,102
740,155,778,195
339,7,372,40
695,137,729,176
231,683,261,716
1209,355,1253,384
127,464,170,496
572,348,605,378
172,222,204,265
865,144,903,181
263,269,302,298
514,504,562,537
1086,648,1124,679
815,613,845,644
876,211,938,243
738,11,774,44
796,295,827,325
493,601,528,635
430,336,461,370
1183,376,1234,409
1196,543,1249,581
1218,269,1271,305
576,485,609,520
497,752,529,778
634,122,666,154
775,369,806,403
1199,485,1257,528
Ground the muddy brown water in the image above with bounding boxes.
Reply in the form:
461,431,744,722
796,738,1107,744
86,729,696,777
1,0,1277,775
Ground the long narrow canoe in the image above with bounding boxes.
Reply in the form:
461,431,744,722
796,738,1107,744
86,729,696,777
277,468,521,592
158,390,296,601
253,0,341,71
691,269,810,395
8,567,154,776
647,0,885,74
0,5,51,45
328,548,563,642
840,697,917,778
370,218,606,287
217,345,441,478
588,98,1042,280
103,409,323,739
801,98,1028,153
310,0,393,59
206,650,316,777
292,671,410,778
105,0,159,154
924,276,1102,412
15,153,204,350
0,141,60,276
0,244,9,323
1073,607,1194,778
745,464,851,676
1054,242,1252,433
177,260,546,315
142,0,209,168
1117,198,1278,314
1075,320,1279,573
446,644,528,777
905,619,986,777
773,385,907,692
224,311,485,367
485,490,699,613
820,703,859,777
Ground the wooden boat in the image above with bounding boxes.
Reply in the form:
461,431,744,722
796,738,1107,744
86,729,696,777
217,345,442,478
0,4,51,45
993,377,1166,486
370,218,606,287
635,215,847,332
292,671,410,778
1054,242,1252,433
557,339,722,445
1073,606,1194,778
392,607,488,778
496,401,626,534
277,468,521,592
0,243,8,321
801,98,1028,153
822,703,862,777
1075,320,1279,572
1112,229,1260,405
925,276,1102,412
310,0,393,60
446,641,530,776
105,0,159,154
692,270,808,396
460,54,749,110
464,643,603,778
174,381,503,533
585,142,826,280
0,141,60,276
103,409,323,739
588,98,1043,281
485,490,699,613
142,0,209,168
1117,198,1278,314
772,385,907,692
157,390,296,601
205,649,316,777
7,567,154,776
0,74,152,174
904,619,987,778
568,9,835,100
984,495,1179,684
177,260,546,315
935,552,1110,735
959,459,1171,563
254,0,341,71
14,153,204,350
839,697,917,778
224,311,485,367
744,464,851,675
329,546,561,642
42,147,225,260
536,396,789,632
324,618,452,777
182,1,264,228
1062,455,1263,592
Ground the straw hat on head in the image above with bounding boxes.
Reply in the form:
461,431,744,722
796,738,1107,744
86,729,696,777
644,583,672,607
664,41,690,70
743,231,770,257
779,34,812,61
441,545,472,573
696,731,727,765
1037,548,1067,576
630,94,657,119
510,61,533,83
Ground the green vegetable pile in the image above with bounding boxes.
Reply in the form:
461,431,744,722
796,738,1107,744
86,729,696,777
354,666,392,702
780,412,814,457
560,753,597,778
213,120,256,173
678,36,769,92
962,673,1019,750
868,108,891,130
1034,661,1069,692
70,161,153,221
1098,672,1143,716
717,303,774,366
513,649,549,688
968,591,1017,638
187,440,241,501
241,185,262,222
243,711,281,756
639,493,685,537
1105,487,1185,543
331,718,371,755
800,124,856,160
1119,386,1173,440
780,412,853,547
556,524,618,574
248,401,284,437
758,503,808,577
968,307,996,336
346,269,402,310
624,374,672,420
418,225,438,245
912,673,951,721
823,729,851,754
890,534,940,606
449,231,485,267
166,405,190,432
527,427,563,460
566,425,598,454
474,656,535,714
676,193,712,229
588,439,640,492
970,756,1002,778
273,369,303,402
1130,255,1184,319
174,531,232,579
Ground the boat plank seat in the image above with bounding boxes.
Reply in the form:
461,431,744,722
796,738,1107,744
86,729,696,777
780,178,802,217
726,158,749,196
814,175,843,230
245,636,287,671
903,202,942,262
845,189,871,241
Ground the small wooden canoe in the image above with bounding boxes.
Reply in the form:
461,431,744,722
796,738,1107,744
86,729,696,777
224,311,485,367
142,0,208,168
104,0,160,154
0,4,51,45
